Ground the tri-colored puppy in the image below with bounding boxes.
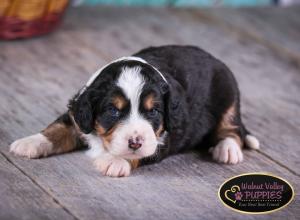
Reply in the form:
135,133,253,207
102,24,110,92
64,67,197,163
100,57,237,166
10,45,259,177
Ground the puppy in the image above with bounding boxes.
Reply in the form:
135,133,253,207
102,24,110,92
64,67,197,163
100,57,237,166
10,45,260,177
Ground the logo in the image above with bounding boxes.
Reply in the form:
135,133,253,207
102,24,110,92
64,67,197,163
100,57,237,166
218,173,294,214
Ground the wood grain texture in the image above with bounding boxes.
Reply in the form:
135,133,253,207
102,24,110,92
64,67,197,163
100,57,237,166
0,153,75,220
3,150,300,220
0,6,299,220
195,7,300,66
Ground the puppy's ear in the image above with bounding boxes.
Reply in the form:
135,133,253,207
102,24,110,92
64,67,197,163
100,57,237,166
69,91,94,134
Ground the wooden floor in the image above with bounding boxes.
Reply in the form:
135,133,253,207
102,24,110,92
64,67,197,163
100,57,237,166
1,6,300,220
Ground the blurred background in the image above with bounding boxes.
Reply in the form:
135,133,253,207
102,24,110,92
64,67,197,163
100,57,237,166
0,0,300,40
74,0,300,6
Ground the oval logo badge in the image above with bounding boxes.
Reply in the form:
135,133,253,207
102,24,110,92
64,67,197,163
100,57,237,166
218,173,294,214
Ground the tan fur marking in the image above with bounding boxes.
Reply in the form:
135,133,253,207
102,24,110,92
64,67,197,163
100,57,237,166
129,159,140,169
217,104,242,147
69,112,86,138
95,122,119,149
144,93,161,110
112,95,127,110
144,93,155,110
155,124,164,137
42,123,77,154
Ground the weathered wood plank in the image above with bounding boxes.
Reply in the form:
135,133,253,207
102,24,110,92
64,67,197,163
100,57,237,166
0,6,299,220
0,153,75,220
193,7,300,66
2,151,299,220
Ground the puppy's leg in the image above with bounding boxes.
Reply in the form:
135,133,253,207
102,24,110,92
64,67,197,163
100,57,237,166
10,113,81,158
94,153,139,177
209,103,245,164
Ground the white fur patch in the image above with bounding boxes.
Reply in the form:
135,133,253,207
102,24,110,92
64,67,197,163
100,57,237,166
83,133,106,158
109,119,158,159
209,137,243,164
245,135,260,150
10,133,53,158
94,153,131,177
117,66,145,115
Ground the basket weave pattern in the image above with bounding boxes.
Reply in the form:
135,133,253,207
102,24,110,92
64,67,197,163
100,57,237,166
0,0,69,39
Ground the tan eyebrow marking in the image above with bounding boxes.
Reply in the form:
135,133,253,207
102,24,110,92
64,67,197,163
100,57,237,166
143,93,160,110
112,95,128,110
155,123,164,137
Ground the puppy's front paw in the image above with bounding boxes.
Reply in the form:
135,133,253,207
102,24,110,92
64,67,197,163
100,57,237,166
94,154,131,177
209,137,243,164
10,133,53,159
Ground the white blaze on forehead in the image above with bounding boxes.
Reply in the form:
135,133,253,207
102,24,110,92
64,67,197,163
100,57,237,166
117,66,145,117
86,57,147,88
78,56,167,97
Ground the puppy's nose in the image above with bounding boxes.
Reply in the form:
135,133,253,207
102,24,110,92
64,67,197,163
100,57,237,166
128,136,143,150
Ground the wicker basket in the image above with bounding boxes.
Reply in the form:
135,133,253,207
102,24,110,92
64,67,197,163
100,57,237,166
0,0,69,39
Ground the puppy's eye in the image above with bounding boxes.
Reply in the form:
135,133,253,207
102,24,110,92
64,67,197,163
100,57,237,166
147,109,159,117
108,106,120,117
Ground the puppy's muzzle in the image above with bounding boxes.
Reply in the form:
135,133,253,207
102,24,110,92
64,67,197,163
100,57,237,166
128,135,144,150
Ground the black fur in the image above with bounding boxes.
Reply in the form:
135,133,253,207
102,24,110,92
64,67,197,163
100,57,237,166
134,45,247,163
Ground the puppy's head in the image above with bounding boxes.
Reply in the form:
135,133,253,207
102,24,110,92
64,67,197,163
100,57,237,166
69,58,169,159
